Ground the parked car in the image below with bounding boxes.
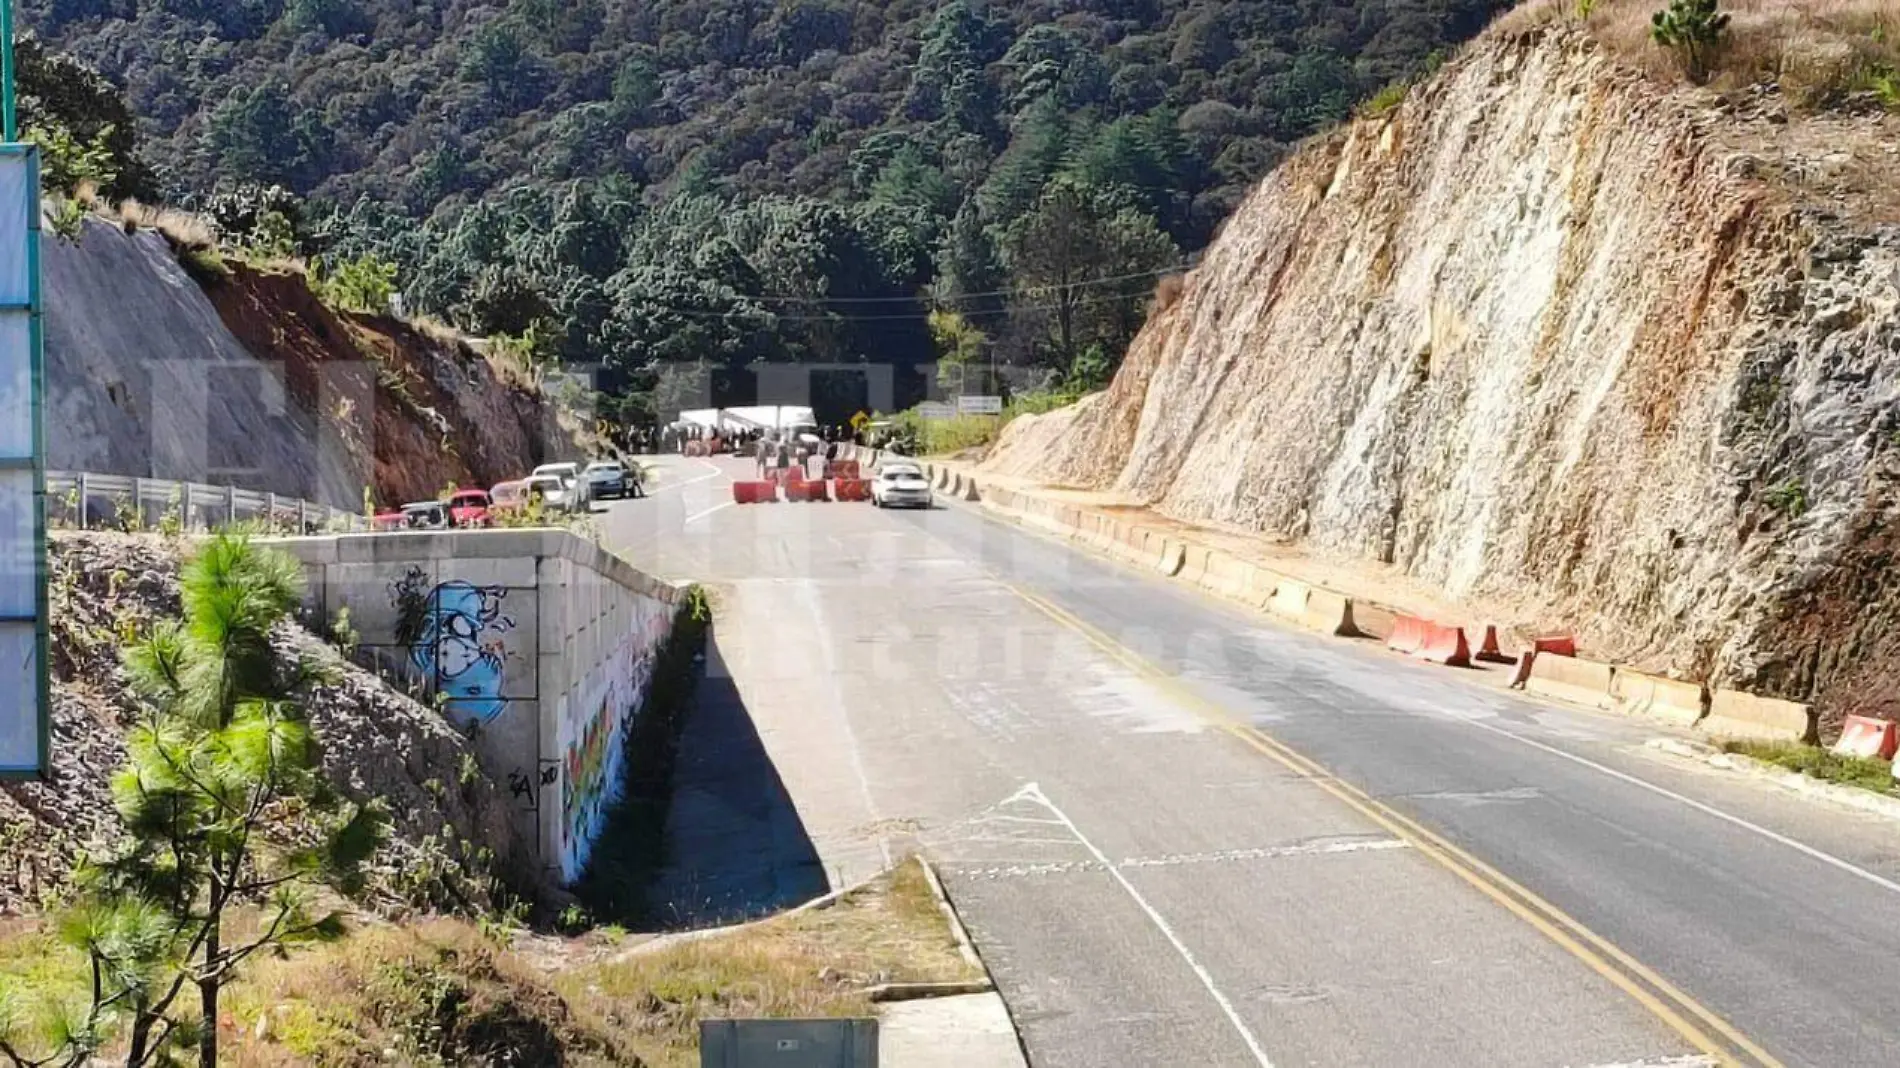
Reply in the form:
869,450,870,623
489,480,528,518
871,461,933,509
401,500,451,529
531,462,590,511
447,488,493,527
371,510,406,532
524,474,580,514
584,459,639,500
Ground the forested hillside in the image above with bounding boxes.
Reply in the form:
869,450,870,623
23,0,1506,421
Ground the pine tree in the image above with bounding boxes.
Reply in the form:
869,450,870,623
16,535,385,1068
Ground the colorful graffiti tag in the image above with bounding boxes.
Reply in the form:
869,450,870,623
559,595,674,882
391,569,516,725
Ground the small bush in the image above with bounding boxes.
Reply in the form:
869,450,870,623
312,253,400,314
1360,80,1410,116
1724,739,1893,794
1651,0,1731,83
1764,478,1808,518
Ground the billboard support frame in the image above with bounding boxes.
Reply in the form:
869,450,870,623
0,139,46,780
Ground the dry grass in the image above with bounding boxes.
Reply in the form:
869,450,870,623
112,198,219,250
558,859,981,1068
1503,0,1900,106
0,861,979,1068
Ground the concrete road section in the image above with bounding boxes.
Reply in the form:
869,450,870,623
601,455,1900,1067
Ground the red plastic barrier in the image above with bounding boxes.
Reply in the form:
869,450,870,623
825,460,861,480
1388,615,1428,655
834,478,870,501
1532,635,1577,658
1474,625,1515,664
1416,623,1472,668
1834,716,1899,760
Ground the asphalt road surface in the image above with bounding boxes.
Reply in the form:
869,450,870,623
601,454,1900,1068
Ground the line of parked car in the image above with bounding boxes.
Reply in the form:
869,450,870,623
373,459,643,531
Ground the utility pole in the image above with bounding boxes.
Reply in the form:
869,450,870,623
2,0,14,140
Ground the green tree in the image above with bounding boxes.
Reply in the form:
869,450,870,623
15,33,154,198
1651,0,1730,83
20,536,383,1068
1001,177,1178,368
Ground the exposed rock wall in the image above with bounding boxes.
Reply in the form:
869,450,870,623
45,217,582,511
985,25,1900,723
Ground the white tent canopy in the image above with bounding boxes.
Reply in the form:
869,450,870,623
675,406,816,433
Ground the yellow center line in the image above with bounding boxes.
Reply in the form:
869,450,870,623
1002,581,1782,1068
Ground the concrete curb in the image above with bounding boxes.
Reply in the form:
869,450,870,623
1644,739,1900,823
916,855,984,974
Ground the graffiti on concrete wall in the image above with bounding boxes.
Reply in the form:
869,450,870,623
391,567,517,724
559,595,675,883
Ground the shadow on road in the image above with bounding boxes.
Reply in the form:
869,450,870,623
638,627,829,929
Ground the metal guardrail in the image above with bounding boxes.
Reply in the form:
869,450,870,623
45,471,364,534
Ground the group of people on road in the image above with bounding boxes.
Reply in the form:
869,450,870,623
753,433,844,480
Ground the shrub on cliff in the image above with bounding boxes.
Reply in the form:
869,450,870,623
1650,0,1731,83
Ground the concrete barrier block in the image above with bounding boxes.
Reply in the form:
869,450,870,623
1525,654,1615,710
1199,552,1251,599
1177,545,1210,586
1157,541,1185,577
962,478,980,502
1268,579,1310,622
1303,588,1360,637
1700,690,1815,744
1610,670,1705,729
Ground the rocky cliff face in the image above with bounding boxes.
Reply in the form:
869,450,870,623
985,24,1900,723
45,217,583,511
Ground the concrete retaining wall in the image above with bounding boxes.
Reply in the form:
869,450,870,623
263,529,683,886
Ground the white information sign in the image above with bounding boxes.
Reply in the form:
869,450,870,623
0,143,44,777
916,401,955,420
956,394,1003,415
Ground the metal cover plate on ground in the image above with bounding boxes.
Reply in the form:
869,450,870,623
700,1018,878,1067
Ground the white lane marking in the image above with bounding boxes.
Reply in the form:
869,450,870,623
946,837,1408,880
1457,714,1900,898
1002,782,1277,1067
684,501,735,525
1573,1048,1725,1056
1119,837,1407,869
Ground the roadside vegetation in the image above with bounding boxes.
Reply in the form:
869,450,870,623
0,862,974,1068
1506,0,1900,108
1721,740,1896,796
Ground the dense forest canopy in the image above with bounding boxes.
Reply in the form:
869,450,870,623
23,0,1508,422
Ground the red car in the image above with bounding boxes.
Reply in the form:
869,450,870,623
371,510,406,532
448,488,494,528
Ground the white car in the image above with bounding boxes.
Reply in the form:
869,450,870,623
525,473,582,514
872,462,933,509
530,462,590,511
584,460,637,500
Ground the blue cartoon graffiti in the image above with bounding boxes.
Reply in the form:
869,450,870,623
392,568,516,724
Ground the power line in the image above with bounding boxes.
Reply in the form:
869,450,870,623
649,283,1170,323
743,260,1198,306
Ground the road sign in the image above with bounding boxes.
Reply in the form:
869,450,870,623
916,401,954,420
957,394,1003,415
0,140,44,777
849,410,870,431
